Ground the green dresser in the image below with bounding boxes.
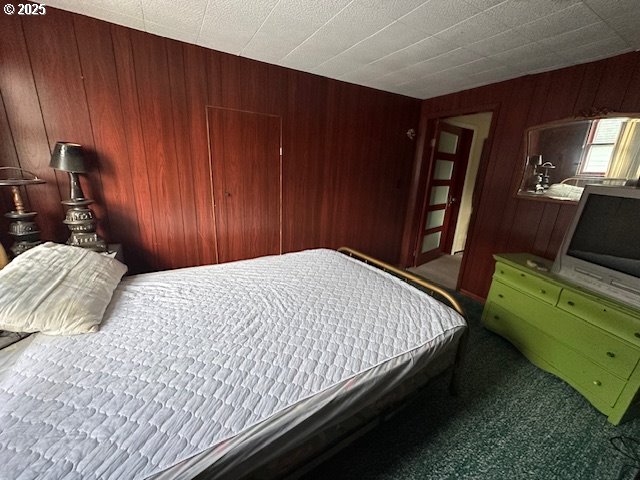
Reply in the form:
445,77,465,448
482,253,640,425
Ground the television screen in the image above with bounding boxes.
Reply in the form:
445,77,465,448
567,194,640,278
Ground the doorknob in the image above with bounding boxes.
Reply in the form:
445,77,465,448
447,197,457,207
224,191,231,197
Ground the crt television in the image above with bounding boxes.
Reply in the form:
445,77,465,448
552,185,640,308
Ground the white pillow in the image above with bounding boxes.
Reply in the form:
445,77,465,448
0,242,127,335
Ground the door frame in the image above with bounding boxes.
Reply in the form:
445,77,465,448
400,103,500,290
415,122,474,266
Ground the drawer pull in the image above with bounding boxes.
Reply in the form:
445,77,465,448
498,294,504,298
540,289,546,295
493,315,500,320
520,273,526,277
500,270,504,275
635,333,640,339
593,380,602,387
606,352,616,358
567,301,575,306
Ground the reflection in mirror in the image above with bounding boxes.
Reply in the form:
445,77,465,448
518,115,640,202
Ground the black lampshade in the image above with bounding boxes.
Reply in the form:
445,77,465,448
49,142,87,173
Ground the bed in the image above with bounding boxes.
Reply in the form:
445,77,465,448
0,246,467,479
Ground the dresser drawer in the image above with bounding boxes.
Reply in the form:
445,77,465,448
484,302,626,408
488,281,640,379
558,290,640,348
493,262,561,305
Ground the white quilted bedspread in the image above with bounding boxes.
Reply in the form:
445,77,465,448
0,249,465,479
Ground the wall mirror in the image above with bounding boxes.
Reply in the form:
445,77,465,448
517,113,640,203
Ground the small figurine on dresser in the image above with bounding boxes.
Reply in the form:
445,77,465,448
49,142,107,252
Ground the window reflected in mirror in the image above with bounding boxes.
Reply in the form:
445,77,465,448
518,115,640,203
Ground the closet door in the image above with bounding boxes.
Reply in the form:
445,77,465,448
207,107,281,263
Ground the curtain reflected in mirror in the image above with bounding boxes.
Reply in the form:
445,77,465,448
518,115,640,203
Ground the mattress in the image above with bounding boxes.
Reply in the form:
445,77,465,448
0,249,466,480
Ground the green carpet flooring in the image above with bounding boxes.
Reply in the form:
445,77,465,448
303,292,640,480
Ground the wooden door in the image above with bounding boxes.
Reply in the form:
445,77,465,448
415,122,473,266
207,107,281,263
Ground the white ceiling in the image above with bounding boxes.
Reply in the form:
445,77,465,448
47,0,640,99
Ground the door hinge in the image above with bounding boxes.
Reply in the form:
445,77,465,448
279,147,283,156
430,138,436,148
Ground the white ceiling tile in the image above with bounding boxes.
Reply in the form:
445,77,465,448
417,47,483,71
345,61,401,81
321,21,427,67
485,0,580,28
441,57,504,76
538,22,621,51
604,13,640,49
241,0,352,59
465,28,530,55
48,0,144,18
390,47,482,81
376,69,422,86
435,12,509,46
613,27,640,50
557,36,633,63
242,32,301,64
279,41,339,71
469,65,519,83
398,0,481,35
197,35,248,56
368,35,457,71
340,67,384,84
490,42,553,65
145,21,198,44
509,53,567,72
517,3,602,41
464,0,508,10
142,0,207,33
354,0,430,21
604,11,638,33
368,74,412,90
197,0,280,54
583,0,640,20
46,0,145,30
421,71,476,86
313,55,364,78
280,1,397,69
383,63,432,82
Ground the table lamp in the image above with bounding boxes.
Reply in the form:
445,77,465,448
0,166,46,256
49,142,107,252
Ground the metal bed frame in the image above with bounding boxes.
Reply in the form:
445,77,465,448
337,247,468,394
337,247,465,315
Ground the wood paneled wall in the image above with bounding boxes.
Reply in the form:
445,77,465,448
414,52,640,300
0,8,420,272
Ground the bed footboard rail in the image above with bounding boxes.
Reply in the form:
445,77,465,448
337,247,465,317
338,247,468,396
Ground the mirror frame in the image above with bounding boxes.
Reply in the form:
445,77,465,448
516,110,640,204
